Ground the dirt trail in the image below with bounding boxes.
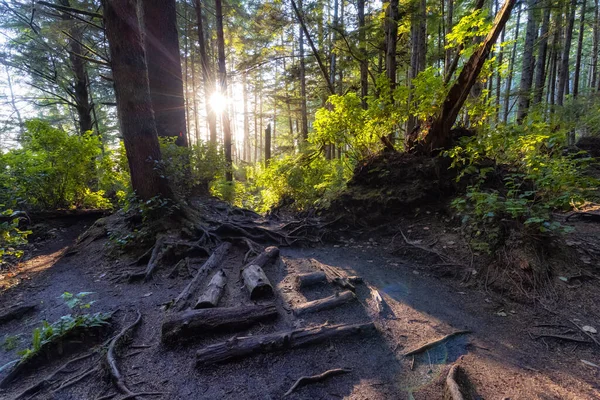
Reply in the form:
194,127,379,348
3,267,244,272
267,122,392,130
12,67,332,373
0,218,599,399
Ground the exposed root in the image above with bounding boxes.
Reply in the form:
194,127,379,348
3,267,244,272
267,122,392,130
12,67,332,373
0,303,37,325
532,333,590,343
106,310,142,396
13,352,96,399
51,365,99,393
444,364,465,400
404,330,472,356
284,368,352,396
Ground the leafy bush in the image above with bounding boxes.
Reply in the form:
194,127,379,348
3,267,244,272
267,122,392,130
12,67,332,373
0,207,31,266
0,120,109,210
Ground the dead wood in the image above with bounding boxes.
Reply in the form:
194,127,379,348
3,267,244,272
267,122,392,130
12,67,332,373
196,322,376,366
106,310,142,397
295,272,327,288
161,304,278,343
284,368,352,397
311,259,360,291
404,330,472,356
172,242,231,311
242,264,274,300
244,246,280,269
0,303,36,325
532,333,590,343
294,290,356,316
444,364,465,400
195,270,227,308
13,352,96,399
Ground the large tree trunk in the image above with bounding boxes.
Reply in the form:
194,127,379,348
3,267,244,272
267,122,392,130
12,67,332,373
516,0,538,123
407,0,427,133
103,0,172,201
573,0,587,97
409,0,516,153
59,0,93,135
194,0,218,144
557,0,577,106
142,0,188,147
533,0,551,105
215,0,233,181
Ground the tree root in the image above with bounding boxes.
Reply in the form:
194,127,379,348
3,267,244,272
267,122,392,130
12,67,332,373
0,303,37,325
444,364,465,400
106,310,142,396
13,352,96,399
51,365,99,393
404,330,472,356
284,368,352,396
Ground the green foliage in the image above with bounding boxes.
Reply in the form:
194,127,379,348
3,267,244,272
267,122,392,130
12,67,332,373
0,120,109,210
0,207,31,265
18,291,111,361
2,335,19,351
447,114,597,248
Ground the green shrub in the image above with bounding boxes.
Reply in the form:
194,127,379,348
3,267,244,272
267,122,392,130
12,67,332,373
0,207,31,266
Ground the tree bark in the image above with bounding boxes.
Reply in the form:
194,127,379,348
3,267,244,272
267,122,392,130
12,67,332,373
162,304,278,343
592,0,599,89
215,0,233,181
533,0,551,105
265,123,271,163
516,0,538,123
503,3,521,122
59,0,93,135
357,0,368,108
194,0,218,144
242,264,274,300
195,269,227,308
294,271,327,288
142,0,188,146
172,242,231,311
103,0,172,201
410,0,516,153
297,0,309,141
573,0,587,97
557,0,577,106
195,322,376,366
293,290,356,315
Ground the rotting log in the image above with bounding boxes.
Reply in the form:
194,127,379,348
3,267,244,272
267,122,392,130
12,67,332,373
195,270,227,309
244,246,279,269
295,272,327,288
162,304,278,343
196,322,376,366
172,242,231,311
242,264,274,300
0,303,36,325
294,291,356,316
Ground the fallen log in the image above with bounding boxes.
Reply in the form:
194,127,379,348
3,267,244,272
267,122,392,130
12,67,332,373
172,242,231,311
245,246,280,268
242,264,274,300
162,304,278,343
195,270,227,309
295,272,327,288
196,322,376,366
294,291,356,316
0,303,36,325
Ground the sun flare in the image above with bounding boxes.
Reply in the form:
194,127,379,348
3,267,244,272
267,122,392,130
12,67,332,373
209,92,227,114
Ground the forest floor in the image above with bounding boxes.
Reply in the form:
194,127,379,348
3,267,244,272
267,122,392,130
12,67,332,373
0,204,599,400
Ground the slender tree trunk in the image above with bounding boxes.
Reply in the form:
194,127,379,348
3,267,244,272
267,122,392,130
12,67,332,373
215,0,233,181
59,0,93,134
265,123,271,163
503,4,521,122
445,0,454,75
385,0,400,88
330,0,338,92
142,0,188,146
533,0,551,105
194,0,218,144
557,0,577,106
495,0,505,123
243,71,249,162
592,0,599,89
516,0,538,122
190,35,200,145
5,65,24,138
573,0,587,97
357,0,368,108
103,0,172,200
296,0,309,141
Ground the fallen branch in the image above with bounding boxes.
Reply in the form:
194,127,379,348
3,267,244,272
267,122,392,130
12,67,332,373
196,322,376,366
404,330,472,356
294,291,356,316
172,242,231,311
106,310,142,396
284,368,352,397
445,364,465,400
